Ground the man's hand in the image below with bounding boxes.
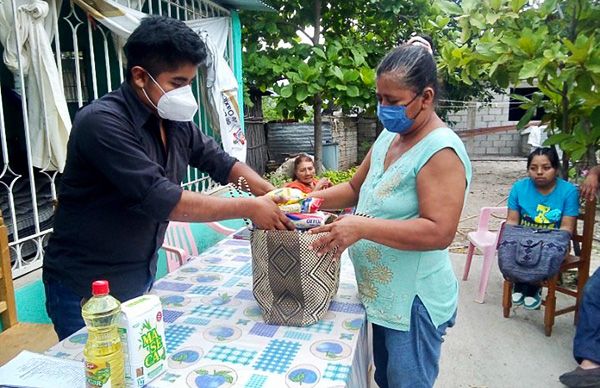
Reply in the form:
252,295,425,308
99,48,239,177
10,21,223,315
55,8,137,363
248,196,295,230
314,178,333,192
308,215,366,260
581,171,599,201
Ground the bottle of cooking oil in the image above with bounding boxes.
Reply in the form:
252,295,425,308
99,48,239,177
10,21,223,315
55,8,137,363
82,280,125,388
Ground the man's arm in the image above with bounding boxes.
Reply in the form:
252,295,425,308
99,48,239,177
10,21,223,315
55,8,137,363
581,165,600,200
182,126,293,228
169,191,294,230
227,162,274,196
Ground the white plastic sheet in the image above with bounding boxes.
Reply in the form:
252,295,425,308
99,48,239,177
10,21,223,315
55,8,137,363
0,0,71,172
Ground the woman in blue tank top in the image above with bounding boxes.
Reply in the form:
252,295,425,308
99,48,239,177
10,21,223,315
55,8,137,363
309,36,472,388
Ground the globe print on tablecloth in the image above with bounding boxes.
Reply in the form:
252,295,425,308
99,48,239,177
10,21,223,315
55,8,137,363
244,305,263,319
342,318,363,331
285,364,321,388
186,365,237,388
203,325,241,343
310,340,352,361
204,293,238,307
196,274,222,283
64,333,88,348
160,295,190,308
202,256,223,264
168,347,203,369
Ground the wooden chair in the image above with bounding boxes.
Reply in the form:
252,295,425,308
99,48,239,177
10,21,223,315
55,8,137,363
502,197,596,336
0,212,58,366
0,212,17,330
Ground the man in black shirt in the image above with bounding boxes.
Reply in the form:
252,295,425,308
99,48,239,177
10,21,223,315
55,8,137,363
43,16,293,340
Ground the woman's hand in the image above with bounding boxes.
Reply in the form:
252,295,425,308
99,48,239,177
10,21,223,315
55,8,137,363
314,177,333,192
308,215,366,259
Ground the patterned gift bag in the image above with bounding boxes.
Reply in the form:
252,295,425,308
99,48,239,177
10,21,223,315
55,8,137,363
250,229,341,326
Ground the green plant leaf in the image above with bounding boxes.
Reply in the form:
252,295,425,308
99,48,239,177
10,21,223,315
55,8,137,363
359,67,375,85
280,85,293,98
540,0,558,16
296,87,309,102
511,0,527,13
436,0,462,15
313,47,327,60
516,107,535,130
546,133,572,145
518,59,545,79
343,70,360,83
490,0,502,11
347,85,360,97
332,66,344,81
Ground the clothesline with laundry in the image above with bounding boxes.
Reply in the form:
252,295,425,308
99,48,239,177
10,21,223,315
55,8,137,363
0,0,246,169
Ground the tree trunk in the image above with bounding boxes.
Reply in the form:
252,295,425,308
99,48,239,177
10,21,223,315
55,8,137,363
314,94,323,174
312,0,322,173
560,81,569,179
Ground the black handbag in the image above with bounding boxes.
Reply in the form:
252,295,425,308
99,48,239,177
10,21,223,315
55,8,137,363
497,224,571,283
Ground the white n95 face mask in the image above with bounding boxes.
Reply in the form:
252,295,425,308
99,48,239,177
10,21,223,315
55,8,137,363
143,72,198,122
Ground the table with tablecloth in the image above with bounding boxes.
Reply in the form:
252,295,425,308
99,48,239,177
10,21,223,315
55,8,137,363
46,234,370,388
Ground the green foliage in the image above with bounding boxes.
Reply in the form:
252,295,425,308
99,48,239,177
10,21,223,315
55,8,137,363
264,167,357,187
243,1,500,127
265,170,292,187
320,167,358,185
241,1,432,121
434,0,600,173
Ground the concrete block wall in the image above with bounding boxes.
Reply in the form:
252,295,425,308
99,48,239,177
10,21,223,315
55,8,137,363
328,116,358,170
357,117,378,162
446,91,517,131
458,128,527,157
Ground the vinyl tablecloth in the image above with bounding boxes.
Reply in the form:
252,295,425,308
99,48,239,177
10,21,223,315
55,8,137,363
46,235,370,388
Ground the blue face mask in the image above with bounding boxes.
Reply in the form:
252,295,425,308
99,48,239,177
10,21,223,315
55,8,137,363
377,94,421,134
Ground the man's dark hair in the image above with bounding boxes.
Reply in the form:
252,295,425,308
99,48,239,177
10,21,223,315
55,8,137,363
123,16,206,81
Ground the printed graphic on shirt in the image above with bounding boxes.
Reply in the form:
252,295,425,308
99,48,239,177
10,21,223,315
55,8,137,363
521,204,562,229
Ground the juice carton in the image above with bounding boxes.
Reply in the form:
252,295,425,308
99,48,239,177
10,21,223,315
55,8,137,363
118,294,166,387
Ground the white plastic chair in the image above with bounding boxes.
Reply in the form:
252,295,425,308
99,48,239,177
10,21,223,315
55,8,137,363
161,184,240,272
463,206,507,303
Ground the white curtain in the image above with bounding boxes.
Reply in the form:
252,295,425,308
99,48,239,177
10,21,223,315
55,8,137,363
73,0,246,161
0,0,71,172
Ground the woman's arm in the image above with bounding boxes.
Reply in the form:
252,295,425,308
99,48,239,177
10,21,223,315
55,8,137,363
506,210,520,225
559,216,577,234
308,149,372,209
310,148,467,256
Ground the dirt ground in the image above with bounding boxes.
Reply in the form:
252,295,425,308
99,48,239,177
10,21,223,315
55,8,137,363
453,157,600,272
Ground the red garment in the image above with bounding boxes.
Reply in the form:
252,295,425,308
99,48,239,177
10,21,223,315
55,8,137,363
285,179,317,194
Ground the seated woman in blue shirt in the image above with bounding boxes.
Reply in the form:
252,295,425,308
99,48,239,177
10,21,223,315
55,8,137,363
507,147,579,309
